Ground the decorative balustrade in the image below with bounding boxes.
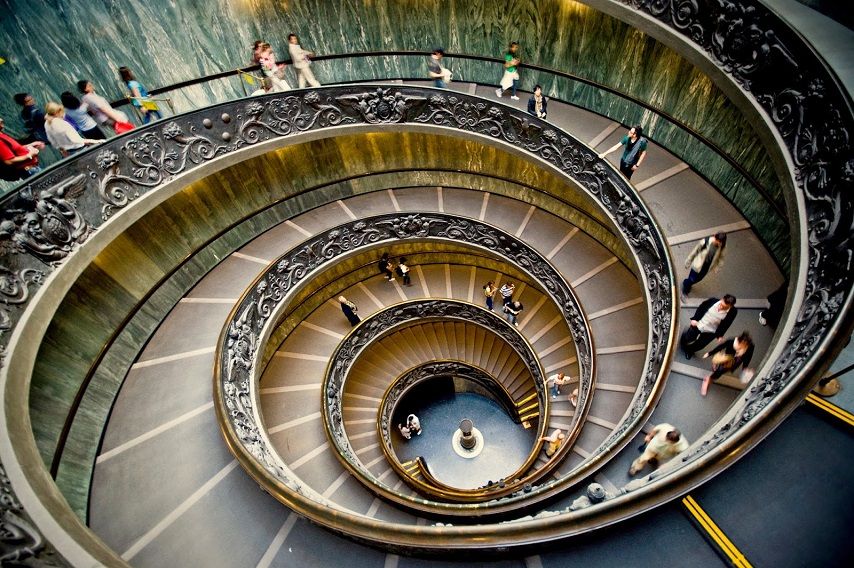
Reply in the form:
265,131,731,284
329,301,549,505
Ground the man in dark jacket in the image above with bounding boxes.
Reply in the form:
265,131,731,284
680,295,737,359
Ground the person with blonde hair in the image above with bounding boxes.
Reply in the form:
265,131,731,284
44,102,102,157
540,429,565,457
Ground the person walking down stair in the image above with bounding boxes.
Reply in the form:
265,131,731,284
504,300,523,327
701,331,755,396
679,295,737,359
396,257,412,286
495,41,521,100
629,423,689,475
681,232,727,296
288,33,321,88
540,429,565,457
598,125,648,179
483,281,497,311
378,252,395,281
500,281,515,306
339,296,361,327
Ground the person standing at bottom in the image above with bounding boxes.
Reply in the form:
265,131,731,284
504,300,523,327
407,414,422,435
288,33,321,88
495,41,521,100
629,423,688,475
396,257,412,286
682,232,727,296
598,125,648,179
339,296,361,326
483,281,497,311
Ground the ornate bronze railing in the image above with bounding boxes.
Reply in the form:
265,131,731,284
327,302,549,506
1,83,678,556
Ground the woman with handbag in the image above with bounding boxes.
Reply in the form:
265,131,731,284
701,331,755,396
77,80,134,135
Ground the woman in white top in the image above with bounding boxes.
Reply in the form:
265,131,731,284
77,80,129,130
44,102,101,157
287,33,321,88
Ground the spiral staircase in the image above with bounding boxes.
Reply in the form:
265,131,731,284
1,2,852,567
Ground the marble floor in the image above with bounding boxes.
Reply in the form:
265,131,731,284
392,392,536,489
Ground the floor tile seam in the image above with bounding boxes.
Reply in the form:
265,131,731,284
97,401,214,463
121,460,238,561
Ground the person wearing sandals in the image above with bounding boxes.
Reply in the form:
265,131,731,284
701,331,755,396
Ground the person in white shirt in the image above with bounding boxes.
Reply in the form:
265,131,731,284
288,33,321,88
250,78,275,96
407,414,421,435
44,102,101,157
395,257,412,286
629,423,689,475
546,372,567,399
679,295,738,359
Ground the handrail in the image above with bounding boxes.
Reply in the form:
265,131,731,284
104,49,782,222
0,0,849,558
327,300,552,509
370,339,548,502
4,84,677,556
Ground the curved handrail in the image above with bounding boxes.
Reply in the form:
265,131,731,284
378,361,522,430
326,304,550,505
99,50,779,221
4,84,674,556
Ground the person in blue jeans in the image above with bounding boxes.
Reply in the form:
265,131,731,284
119,66,162,124
427,48,447,88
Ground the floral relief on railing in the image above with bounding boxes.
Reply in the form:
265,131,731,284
326,300,546,485
621,0,853,461
216,213,595,495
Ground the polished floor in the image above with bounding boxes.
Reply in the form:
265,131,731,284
393,392,536,489
86,82,810,567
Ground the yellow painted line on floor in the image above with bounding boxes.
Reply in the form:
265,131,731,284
682,495,752,568
806,393,854,426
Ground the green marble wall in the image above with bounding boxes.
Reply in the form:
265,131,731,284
32,130,633,519
0,1,783,227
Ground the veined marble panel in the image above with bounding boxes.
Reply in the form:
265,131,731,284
1,0,780,212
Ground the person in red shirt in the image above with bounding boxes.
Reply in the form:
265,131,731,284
0,117,43,180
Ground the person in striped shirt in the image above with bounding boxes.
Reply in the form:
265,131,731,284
499,282,515,306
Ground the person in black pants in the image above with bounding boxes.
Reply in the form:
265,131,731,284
338,296,360,326
680,295,737,359
378,252,394,281
701,332,755,396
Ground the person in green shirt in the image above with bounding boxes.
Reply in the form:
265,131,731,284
495,41,521,100
599,125,649,179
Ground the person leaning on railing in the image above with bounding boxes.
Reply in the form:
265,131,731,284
77,80,133,134
43,102,102,157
